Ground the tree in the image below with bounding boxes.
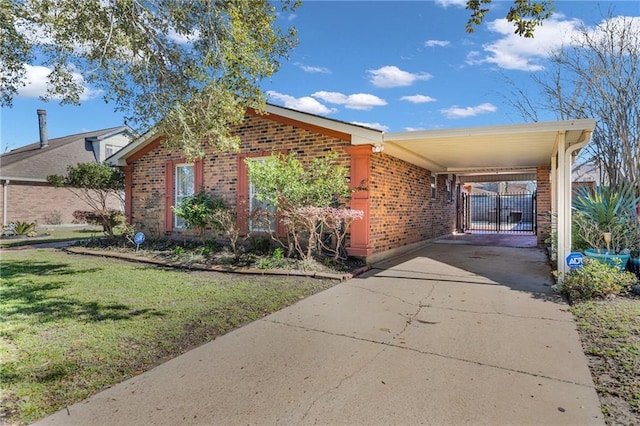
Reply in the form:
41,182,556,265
246,152,352,212
246,152,362,260
47,162,125,235
2,0,298,158
465,0,554,38
506,15,640,192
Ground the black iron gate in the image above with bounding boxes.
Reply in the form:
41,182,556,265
461,191,536,234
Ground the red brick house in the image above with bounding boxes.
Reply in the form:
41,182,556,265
108,105,456,260
0,110,133,226
109,104,595,266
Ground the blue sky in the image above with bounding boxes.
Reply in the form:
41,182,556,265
2,0,639,152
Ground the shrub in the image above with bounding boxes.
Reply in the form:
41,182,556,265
43,210,63,225
13,221,36,235
558,258,637,302
73,210,124,234
172,189,226,237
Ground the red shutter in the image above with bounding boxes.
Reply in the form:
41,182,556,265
194,159,204,191
237,155,249,234
122,166,133,224
164,160,174,233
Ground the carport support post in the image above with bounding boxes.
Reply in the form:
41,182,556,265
556,130,593,276
556,132,568,276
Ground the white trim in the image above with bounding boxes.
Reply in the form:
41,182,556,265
384,119,596,141
0,176,47,183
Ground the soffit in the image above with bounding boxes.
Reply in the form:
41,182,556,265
374,119,596,175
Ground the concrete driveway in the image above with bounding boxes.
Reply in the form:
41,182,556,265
36,240,604,426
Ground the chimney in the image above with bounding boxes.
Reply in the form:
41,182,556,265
37,109,48,149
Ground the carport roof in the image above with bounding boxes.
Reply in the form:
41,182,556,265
364,119,596,177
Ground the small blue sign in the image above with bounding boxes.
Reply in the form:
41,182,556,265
133,232,146,245
566,252,584,269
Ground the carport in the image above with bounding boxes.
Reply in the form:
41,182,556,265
351,119,596,275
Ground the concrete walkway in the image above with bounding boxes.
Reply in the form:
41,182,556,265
36,242,604,426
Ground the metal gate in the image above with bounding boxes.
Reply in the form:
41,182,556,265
461,191,536,234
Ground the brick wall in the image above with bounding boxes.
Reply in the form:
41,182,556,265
536,166,551,246
127,113,351,238
0,181,122,226
369,153,456,253
127,112,457,257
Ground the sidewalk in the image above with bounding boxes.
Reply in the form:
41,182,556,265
36,242,604,425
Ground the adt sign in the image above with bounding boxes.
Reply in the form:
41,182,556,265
566,252,584,269
134,232,146,245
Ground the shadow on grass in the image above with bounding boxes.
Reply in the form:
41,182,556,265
1,260,165,324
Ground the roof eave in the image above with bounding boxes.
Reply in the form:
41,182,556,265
384,119,596,141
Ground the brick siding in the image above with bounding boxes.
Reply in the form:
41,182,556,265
0,181,122,225
126,112,457,258
369,153,456,252
127,113,351,239
536,166,551,246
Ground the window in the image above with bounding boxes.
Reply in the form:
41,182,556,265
248,158,276,232
174,163,195,228
430,174,437,199
105,144,117,158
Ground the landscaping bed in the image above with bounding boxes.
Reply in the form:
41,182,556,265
69,235,368,277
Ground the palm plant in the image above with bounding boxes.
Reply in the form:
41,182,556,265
573,184,639,226
572,184,640,254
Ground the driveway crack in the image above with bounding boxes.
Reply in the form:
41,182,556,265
421,304,574,323
344,282,422,307
297,345,387,424
264,316,594,389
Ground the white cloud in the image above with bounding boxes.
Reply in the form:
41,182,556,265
583,15,640,46
312,91,387,110
351,121,389,132
167,28,200,44
404,126,427,132
295,63,331,74
425,40,450,48
441,103,497,119
17,64,102,101
266,91,336,115
434,0,466,7
473,14,582,71
368,66,432,88
400,94,436,104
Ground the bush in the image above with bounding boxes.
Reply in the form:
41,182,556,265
43,210,63,225
73,210,124,234
13,221,36,235
558,258,637,302
172,189,226,234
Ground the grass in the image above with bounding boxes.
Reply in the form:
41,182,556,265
0,226,103,248
0,248,337,425
571,299,640,424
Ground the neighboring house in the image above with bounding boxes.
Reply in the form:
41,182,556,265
573,160,606,185
109,104,594,265
0,110,133,226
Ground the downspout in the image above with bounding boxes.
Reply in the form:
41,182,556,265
558,130,593,276
2,179,9,226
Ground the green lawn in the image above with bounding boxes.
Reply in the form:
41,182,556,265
572,299,640,424
0,226,103,248
0,248,337,425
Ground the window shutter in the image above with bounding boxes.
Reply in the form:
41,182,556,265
194,159,204,190
237,155,249,234
164,160,174,232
